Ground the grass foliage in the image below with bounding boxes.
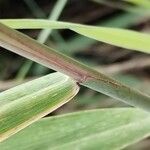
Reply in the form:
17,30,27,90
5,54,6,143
0,0,150,149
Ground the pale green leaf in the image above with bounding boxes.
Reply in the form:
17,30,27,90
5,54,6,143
0,72,79,142
1,19,150,53
1,108,150,150
93,0,150,13
123,0,150,9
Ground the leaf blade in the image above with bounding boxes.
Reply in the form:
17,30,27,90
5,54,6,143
1,19,150,53
1,108,150,150
0,72,79,142
0,22,150,113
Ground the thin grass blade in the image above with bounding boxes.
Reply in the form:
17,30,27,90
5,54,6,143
1,19,150,53
123,0,150,9
0,23,150,113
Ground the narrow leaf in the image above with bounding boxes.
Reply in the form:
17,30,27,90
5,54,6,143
123,0,150,9
1,19,150,53
0,23,150,113
1,108,150,150
0,72,79,142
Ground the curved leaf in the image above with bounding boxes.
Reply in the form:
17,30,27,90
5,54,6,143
0,72,79,142
1,19,150,53
1,108,150,150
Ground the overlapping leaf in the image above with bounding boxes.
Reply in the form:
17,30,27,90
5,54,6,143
0,72,79,142
0,22,150,113
1,19,150,53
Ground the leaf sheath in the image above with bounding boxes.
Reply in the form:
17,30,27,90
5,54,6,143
0,23,150,112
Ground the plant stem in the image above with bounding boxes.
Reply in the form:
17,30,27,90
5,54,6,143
16,0,67,80
37,0,67,43
0,23,150,112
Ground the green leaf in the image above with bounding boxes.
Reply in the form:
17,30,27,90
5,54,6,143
93,0,150,13
0,22,150,113
0,72,79,142
123,0,150,9
1,108,150,150
1,19,150,53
